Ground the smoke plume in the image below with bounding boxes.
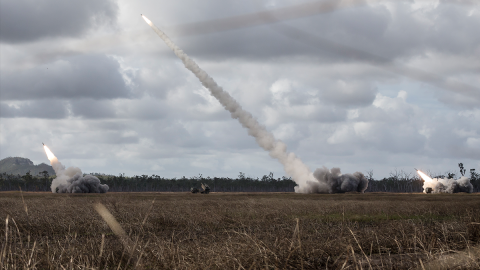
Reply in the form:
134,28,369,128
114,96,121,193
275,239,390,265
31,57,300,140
423,176,473,194
142,15,368,194
301,167,368,194
44,146,109,193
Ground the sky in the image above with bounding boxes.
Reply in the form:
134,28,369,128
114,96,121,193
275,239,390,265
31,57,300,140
0,0,479,180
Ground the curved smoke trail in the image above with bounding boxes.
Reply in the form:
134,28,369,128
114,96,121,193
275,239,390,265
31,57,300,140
142,15,367,193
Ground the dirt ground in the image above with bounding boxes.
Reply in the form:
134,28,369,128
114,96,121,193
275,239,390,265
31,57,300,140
1,191,479,269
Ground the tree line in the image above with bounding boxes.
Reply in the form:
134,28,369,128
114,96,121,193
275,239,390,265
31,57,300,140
1,168,479,193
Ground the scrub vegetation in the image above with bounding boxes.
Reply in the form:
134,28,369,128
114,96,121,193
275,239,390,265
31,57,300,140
1,168,480,193
1,192,479,269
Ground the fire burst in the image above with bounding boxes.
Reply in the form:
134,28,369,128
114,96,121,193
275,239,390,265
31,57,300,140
43,145,56,161
41,143,109,193
141,14,152,26
416,169,432,182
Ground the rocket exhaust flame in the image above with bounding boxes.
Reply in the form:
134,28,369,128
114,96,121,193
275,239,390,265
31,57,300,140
142,15,368,193
416,169,433,182
43,145,56,161
416,168,473,194
42,143,109,193
141,14,152,25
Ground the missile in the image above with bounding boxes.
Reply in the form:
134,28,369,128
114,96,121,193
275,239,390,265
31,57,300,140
414,168,418,171
42,142,45,146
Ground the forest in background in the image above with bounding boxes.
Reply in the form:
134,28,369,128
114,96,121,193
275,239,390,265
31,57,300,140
1,166,479,193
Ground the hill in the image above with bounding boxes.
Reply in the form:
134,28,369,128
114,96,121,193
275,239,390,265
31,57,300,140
0,157,55,176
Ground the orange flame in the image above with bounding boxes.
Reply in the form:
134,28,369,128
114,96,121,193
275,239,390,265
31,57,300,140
43,145,56,161
416,169,432,182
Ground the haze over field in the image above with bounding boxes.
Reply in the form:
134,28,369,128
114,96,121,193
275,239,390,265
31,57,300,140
1,0,479,179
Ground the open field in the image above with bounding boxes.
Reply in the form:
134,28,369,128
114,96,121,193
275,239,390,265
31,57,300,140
1,192,480,269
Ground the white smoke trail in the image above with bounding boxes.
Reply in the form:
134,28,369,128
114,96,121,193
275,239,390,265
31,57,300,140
44,145,109,193
142,15,367,193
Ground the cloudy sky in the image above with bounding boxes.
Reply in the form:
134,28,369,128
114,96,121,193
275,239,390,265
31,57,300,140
1,0,479,180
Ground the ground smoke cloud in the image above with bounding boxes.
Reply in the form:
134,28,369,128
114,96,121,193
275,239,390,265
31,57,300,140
50,157,109,193
143,15,367,194
423,177,473,194
299,167,369,194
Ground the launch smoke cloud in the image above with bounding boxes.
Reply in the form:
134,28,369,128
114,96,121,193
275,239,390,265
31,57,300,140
309,167,368,194
43,145,109,193
423,176,473,194
142,15,368,194
416,169,473,194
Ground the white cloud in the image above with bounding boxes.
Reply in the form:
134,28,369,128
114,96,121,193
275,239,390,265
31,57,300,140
353,122,373,139
327,125,352,145
466,137,480,148
1,0,479,179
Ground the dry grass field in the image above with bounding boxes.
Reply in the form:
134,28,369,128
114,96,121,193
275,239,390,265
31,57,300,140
1,191,480,269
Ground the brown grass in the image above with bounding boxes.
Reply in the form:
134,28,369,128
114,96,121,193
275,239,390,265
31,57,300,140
1,192,479,269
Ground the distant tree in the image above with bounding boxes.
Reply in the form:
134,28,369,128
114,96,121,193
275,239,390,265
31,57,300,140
459,163,466,176
471,169,478,179
40,170,49,179
261,172,275,182
470,169,480,192
366,170,374,181
446,172,456,179
21,171,33,181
